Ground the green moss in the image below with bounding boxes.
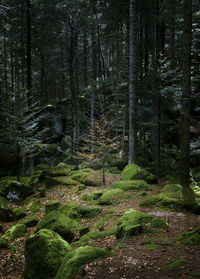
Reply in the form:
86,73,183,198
78,184,86,191
179,226,200,246
190,272,200,278
55,246,112,279
121,164,157,183
0,236,9,248
116,208,166,238
98,189,124,205
45,201,61,214
164,175,177,184
23,229,72,279
29,199,42,213
73,229,115,247
78,206,102,218
35,210,78,242
139,184,184,210
23,215,38,227
164,259,187,271
110,180,151,191
55,177,79,185
81,191,103,202
71,171,102,186
145,243,161,250
116,242,128,249
13,208,26,220
150,218,168,229
4,223,27,241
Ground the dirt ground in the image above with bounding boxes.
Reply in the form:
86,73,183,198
0,180,200,279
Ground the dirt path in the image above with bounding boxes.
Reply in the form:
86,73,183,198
0,182,200,279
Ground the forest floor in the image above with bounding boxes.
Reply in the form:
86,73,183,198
0,175,200,279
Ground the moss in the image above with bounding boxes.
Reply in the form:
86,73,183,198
110,180,151,191
98,189,124,205
0,236,9,248
179,226,200,246
116,242,128,249
139,184,184,210
190,272,200,278
150,218,168,229
164,175,177,184
23,215,38,227
12,208,26,220
59,202,80,219
71,171,102,186
73,229,115,247
79,226,90,237
78,206,102,218
116,208,165,238
29,199,42,213
81,191,103,202
4,223,27,241
164,259,187,271
121,164,157,183
45,201,61,214
35,210,78,242
55,177,79,186
78,184,86,191
23,229,72,279
55,246,112,279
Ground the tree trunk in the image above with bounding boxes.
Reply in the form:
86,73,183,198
128,0,137,164
26,0,32,105
180,0,196,207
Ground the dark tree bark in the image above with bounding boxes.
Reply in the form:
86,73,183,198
26,0,32,105
128,0,137,164
180,0,196,207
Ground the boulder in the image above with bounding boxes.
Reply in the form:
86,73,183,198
110,180,151,191
23,215,38,227
55,246,112,279
23,229,72,279
98,189,124,205
116,208,167,238
121,164,157,183
2,223,27,243
45,201,61,214
35,210,78,242
12,208,27,220
179,226,200,246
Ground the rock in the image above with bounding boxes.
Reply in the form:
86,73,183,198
121,164,157,183
98,189,124,205
45,201,61,214
179,226,200,246
12,208,27,220
164,259,187,271
23,229,72,279
35,210,77,242
110,180,151,191
150,218,168,229
55,246,112,279
0,236,9,248
23,215,38,227
3,224,27,241
71,171,102,186
29,199,42,213
116,208,167,238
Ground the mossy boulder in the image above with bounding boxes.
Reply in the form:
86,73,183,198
179,226,200,246
116,208,167,238
164,259,187,271
45,200,61,214
150,218,168,229
12,208,27,220
98,189,124,205
35,210,78,242
23,215,38,227
0,236,9,248
55,246,112,279
139,184,183,209
71,171,102,186
3,223,27,241
45,176,79,187
121,164,157,183
59,202,102,219
0,179,33,202
29,199,42,213
111,180,151,191
23,229,72,279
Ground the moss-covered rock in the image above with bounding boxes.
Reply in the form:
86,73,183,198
3,223,27,241
150,218,168,229
0,236,9,248
78,205,102,218
111,180,151,191
179,226,200,246
12,208,26,220
121,164,157,183
78,184,86,191
71,171,102,186
23,215,38,227
35,210,78,242
116,208,167,238
55,246,112,279
23,229,72,279
164,259,187,271
45,200,61,214
29,199,42,213
98,189,124,205
139,184,184,210
45,176,79,187
0,179,33,202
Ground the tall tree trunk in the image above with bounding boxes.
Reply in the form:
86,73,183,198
128,0,137,164
26,0,32,105
180,0,196,207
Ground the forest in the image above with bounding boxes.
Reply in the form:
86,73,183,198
0,0,200,278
